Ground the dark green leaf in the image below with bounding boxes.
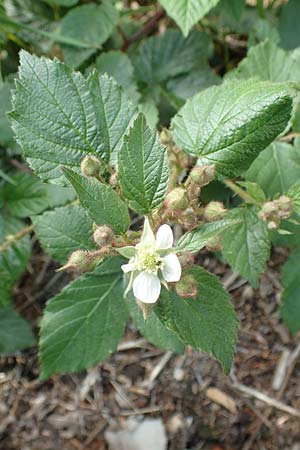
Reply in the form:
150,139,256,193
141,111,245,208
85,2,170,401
0,308,35,354
63,168,130,234
279,0,300,50
281,251,300,334
39,258,127,379
118,115,169,214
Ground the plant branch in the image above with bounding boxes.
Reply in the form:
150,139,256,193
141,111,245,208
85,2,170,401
121,9,165,51
0,224,34,253
223,179,257,205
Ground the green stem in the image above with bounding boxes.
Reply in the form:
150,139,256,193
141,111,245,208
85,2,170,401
257,0,265,18
0,224,34,254
223,179,258,205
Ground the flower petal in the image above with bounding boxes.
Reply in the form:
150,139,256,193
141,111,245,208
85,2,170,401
141,217,155,246
133,271,161,304
156,224,173,250
162,253,181,282
121,262,135,273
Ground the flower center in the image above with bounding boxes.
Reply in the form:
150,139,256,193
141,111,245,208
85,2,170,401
136,249,162,273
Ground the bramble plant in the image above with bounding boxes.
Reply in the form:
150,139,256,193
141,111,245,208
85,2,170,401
1,0,300,380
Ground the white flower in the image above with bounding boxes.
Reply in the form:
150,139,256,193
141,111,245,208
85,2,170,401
120,218,181,304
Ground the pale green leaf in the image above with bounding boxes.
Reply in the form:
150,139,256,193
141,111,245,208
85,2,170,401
222,206,270,287
171,79,292,178
176,219,240,253
245,141,300,197
158,0,221,36
118,114,169,214
156,266,237,373
127,295,185,354
59,1,119,68
0,308,35,354
0,80,15,146
279,0,300,50
63,168,130,234
39,258,127,378
32,205,95,264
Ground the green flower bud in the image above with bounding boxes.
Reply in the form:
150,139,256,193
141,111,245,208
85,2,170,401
206,235,223,251
277,195,293,219
175,274,198,298
165,187,189,211
189,165,215,187
80,155,102,178
93,225,114,247
109,172,118,187
58,250,96,273
178,251,195,268
204,201,227,221
160,128,172,145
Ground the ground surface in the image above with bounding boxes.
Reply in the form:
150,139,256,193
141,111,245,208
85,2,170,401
1,245,300,450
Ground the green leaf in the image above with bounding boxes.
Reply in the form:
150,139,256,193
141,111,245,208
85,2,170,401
94,51,140,103
171,79,292,178
281,250,300,334
156,266,237,373
0,80,15,146
222,206,270,287
279,0,300,50
127,295,185,354
138,97,159,130
87,72,137,166
288,182,300,216
0,308,35,354
158,0,221,36
218,0,245,21
118,115,169,214
32,205,95,264
132,29,211,84
166,65,221,101
39,257,127,379
228,40,300,83
10,52,136,183
42,0,79,6
245,141,300,197
237,181,266,203
59,1,119,68
176,219,240,253
63,168,130,234
0,216,31,308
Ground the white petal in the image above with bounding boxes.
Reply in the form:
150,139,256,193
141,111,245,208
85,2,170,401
156,224,174,250
133,271,161,304
141,217,155,246
121,262,135,273
162,253,182,282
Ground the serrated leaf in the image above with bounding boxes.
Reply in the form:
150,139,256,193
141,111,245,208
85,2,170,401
228,40,300,83
158,0,220,36
0,308,35,353
281,250,300,334
0,80,15,146
0,215,31,308
245,141,300,197
171,79,292,178
156,266,238,373
132,29,211,84
32,205,95,264
222,206,270,287
118,115,169,214
94,51,140,103
127,295,185,354
63,168,130,234
59,1,119,68
87,72,137,166
39,257,127,378
176,219,240,253
10,52,136,183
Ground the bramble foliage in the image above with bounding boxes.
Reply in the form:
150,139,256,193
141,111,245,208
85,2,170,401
1,0,300,378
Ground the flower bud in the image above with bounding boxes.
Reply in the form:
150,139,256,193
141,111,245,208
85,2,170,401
178,251,195,268
109,172,118,187
58,250,96,273
80,155,102,178
178,208,197,229
206,235,223,251
93,225,114,247
165,187,189,211
175,274,198,299
277,195,293,219
267,220,279,230
204,201,227,221
160,128,172,145
189,165,215,187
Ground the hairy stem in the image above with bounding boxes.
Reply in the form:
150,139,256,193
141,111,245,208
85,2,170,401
223,179,258,205
0,224,34,253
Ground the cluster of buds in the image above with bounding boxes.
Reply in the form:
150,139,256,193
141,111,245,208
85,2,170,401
258,195,293,230
186,165,215,209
